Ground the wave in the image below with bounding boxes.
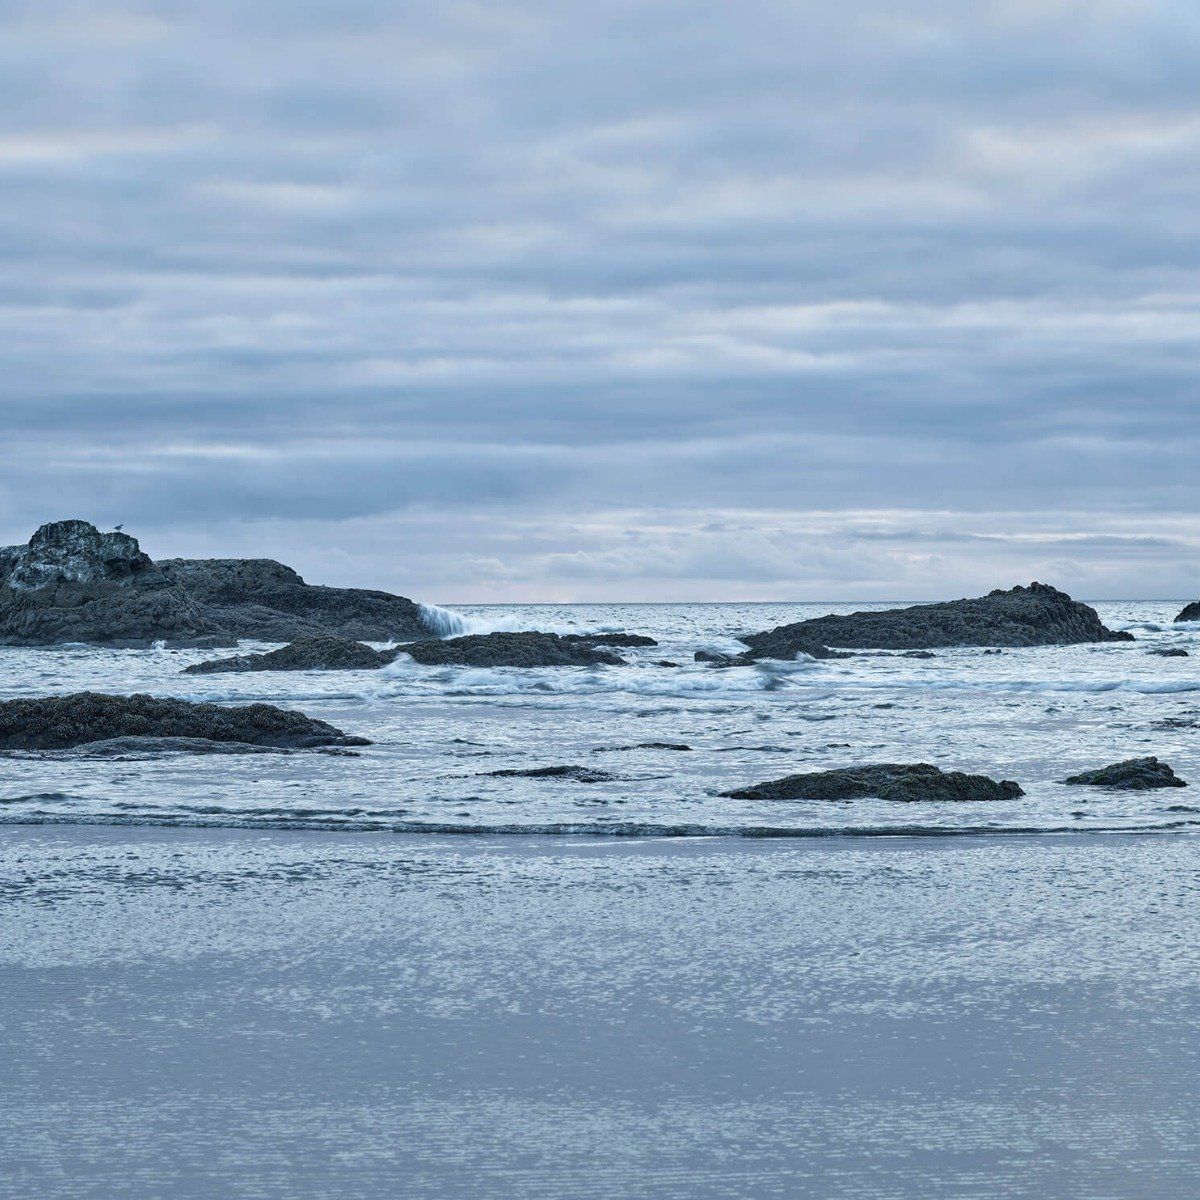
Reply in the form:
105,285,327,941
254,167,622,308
2,810,1196,839
417,601,627,639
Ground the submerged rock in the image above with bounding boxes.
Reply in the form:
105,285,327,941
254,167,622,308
184,636,394,674
724,763,1024,802
0,519,433,647
1063,757,1186,790
1148,647,1190,657
61,736,296,757
740,583,1133,657
397,631,627,667
593,742,692,753
0,692,369,750
486,764,616,782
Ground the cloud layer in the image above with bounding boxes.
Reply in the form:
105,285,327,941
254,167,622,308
1,0,1197,599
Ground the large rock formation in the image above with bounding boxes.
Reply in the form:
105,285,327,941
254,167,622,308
1063,757,1186,790
1175,601,1200,622
0,692,368,750
741,583,1133,657
0,521,231,647
395,631,628,667
184,636,395,674
156,557,428,642
723,763,1025,802
0,520,432,647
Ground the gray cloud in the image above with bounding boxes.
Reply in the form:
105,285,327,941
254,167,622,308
0,0,1197,598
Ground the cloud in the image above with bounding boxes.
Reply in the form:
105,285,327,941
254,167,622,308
0,0,1197,598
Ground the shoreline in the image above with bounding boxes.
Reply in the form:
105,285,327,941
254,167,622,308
4,824,1199,1198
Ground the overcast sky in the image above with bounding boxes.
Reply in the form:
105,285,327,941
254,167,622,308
0,1,1197,600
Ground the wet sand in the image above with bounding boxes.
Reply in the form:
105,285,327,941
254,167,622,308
2,825,1198,1198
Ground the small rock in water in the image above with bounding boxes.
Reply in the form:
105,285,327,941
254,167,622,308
1062,757,1186,790
1148,647,1190,657
723,763,1024,802
398,632,628,667
486,765,616,782
593,742,692,753
184,636,395,674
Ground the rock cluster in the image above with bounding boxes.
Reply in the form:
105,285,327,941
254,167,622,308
1062,757,1186,790
0,520,431,647
740,583,1133,657
724,762,1025,802
0,692,368,751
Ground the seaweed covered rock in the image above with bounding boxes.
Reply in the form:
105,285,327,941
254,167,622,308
724,762,1024,802
0,692,369,750
1063,757,1186,790
741,583,1133,657
184,636,394,674
396,631,627,667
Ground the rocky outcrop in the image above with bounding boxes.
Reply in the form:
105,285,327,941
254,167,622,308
740,583,1133,657
0,521,231,647
396,631,627,667
0,692,369,750
0,520,433,647
1063,757,1186,790
724,762,1025,802
1175,602,1200,622
156,557,428,642
184,636,395,674
1149,647,1190,657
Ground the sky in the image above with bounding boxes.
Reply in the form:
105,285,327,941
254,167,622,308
0,0,1197,601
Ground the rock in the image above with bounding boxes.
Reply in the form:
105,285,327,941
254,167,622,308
900,650,936,659
0,521,232,647
654,660,680,667
724,762,1024,802
486,765,616,782
0,520,434,647
60,736,296,757
156,556,429,642
1175,602,1200,622
593,742,692,753
696,641,847,665
1149,647,1190,657
562,633,657,648
0,692,369,750
396,631,626,667
740,583,1133,656
1062,756,1186,790
184,636,394,674
695,650,740,666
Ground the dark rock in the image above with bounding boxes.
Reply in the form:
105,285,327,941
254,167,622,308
900,650,936,659
157,556,428,642
397,631,625,667
695,650,740,666
184,636,395,674
1063,756,1186,790
1175,602,1200,622
0,692,369,750
562,632,657,648
654,660,680,667
0,520,434,647
593,742,692,753
724,762,1024,802
1149,647,1190,657
740,583,1133,656
486,764,616,782
0,521,232,647
61,736,295,757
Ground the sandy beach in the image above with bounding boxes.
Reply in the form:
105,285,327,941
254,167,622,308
3,825,1197,1198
